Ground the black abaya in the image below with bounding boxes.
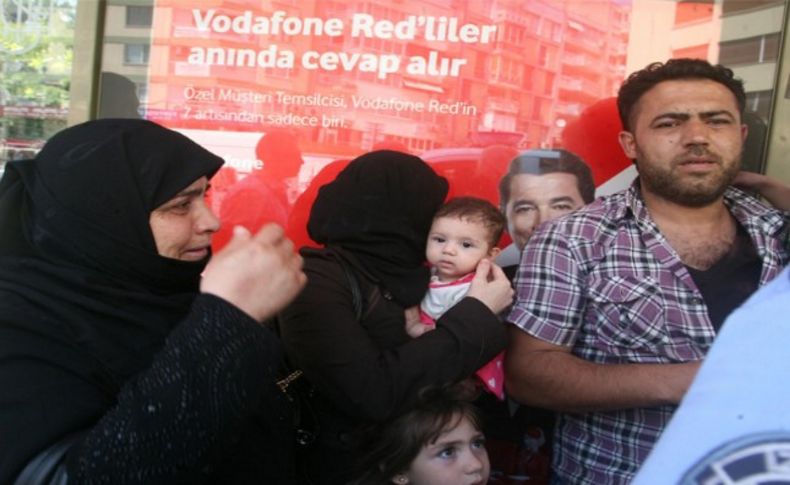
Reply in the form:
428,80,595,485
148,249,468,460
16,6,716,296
0,119,293,483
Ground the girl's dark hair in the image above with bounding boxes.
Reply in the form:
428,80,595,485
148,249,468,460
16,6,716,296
350,385,482,485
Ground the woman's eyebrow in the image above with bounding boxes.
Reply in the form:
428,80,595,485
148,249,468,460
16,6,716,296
174,187,206,198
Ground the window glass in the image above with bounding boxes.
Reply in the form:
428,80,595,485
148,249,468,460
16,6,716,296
722,0,785,15
126,6,152,27
674,1,715,25
673,44,709,60
89,0,787,255
0,1,77,173
745,90,773,123
123,44,150,65
719,33,780,65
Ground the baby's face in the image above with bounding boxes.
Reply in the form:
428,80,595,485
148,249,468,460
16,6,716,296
425,216,496,282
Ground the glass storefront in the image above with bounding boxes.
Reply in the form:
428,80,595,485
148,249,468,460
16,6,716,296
1,0,788,248
0,1,78,172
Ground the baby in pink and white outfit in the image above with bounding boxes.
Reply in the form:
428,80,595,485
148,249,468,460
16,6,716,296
407,196,507,399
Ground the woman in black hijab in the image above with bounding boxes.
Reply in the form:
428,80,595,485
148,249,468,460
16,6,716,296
279,150,512,484
0,119,305,484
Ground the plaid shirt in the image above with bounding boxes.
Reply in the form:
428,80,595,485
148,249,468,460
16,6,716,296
508,182,789,485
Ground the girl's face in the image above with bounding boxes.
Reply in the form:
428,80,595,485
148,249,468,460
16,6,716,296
400,415,490,485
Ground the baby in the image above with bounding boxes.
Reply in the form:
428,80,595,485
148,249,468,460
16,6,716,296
407,196,507,399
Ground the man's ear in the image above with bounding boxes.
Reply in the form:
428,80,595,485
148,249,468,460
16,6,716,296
618,130,637,160
488,246,502,258
741,123,748,143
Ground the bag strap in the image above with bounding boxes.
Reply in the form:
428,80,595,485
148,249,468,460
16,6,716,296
14,432,81,485
334,251,363,322
275,249,364,392
273,249,364,334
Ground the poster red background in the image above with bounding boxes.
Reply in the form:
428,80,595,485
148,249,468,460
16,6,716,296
145,0,633,250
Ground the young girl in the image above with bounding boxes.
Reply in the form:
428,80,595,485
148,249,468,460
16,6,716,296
351,385,490,485
406,197,507,399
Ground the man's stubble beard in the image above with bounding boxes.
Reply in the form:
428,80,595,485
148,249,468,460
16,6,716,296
635,145,741,208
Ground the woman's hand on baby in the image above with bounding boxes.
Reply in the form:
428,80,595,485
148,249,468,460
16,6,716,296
404,306,433,338
201,224,307,322
734,170,790,211
466,259,514,315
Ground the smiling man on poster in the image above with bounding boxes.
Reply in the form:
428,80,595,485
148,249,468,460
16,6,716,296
505,58,790,484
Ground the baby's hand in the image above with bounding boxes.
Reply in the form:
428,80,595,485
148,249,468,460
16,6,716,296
404,306,434,338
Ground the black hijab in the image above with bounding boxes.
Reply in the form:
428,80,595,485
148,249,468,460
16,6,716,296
308,150,448,306
0,119,223,387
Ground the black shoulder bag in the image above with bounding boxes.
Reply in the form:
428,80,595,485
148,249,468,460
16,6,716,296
274,251,365,449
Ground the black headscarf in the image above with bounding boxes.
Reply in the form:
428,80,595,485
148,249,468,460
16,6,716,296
308,150,448,306
0,119,223,386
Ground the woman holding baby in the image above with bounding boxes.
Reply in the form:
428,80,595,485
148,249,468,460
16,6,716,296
279,150,512,484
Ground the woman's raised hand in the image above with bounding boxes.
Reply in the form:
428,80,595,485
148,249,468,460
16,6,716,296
200,224,307,322
465,259,514,315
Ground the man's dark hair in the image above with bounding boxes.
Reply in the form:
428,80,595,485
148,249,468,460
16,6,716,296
434,196,505,247
498,149,595,211
617,58,746,131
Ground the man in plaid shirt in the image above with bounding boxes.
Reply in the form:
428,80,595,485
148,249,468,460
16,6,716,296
504,58,789,484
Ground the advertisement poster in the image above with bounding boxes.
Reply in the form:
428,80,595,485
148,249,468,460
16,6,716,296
142,0,635,250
